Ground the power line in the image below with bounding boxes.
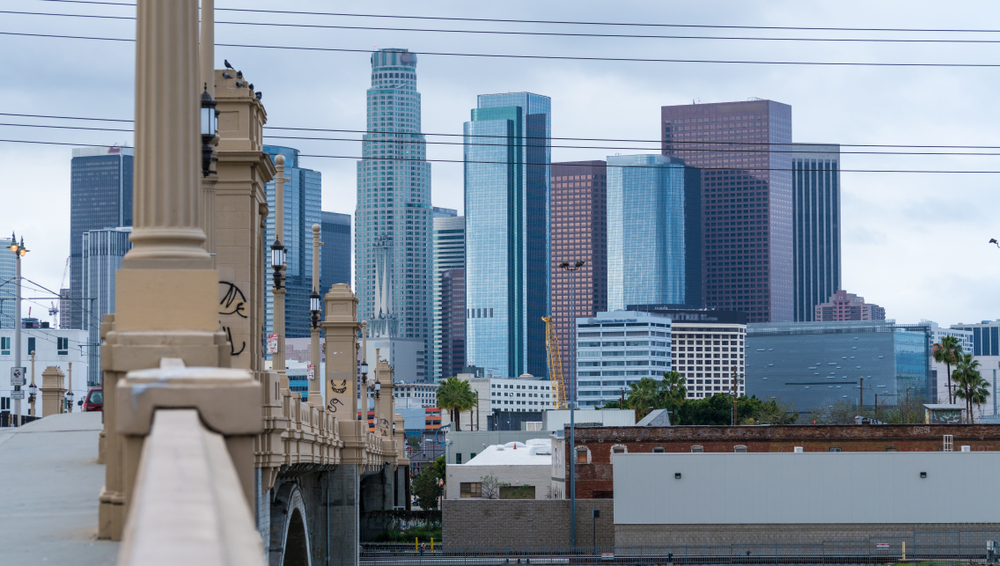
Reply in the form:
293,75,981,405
7,121,1000,156
4,112,1000,151
8,137,999,174
4,31,1000,68
29,0,1000,35
9,8,1000,44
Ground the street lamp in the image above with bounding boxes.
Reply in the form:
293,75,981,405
310,292,321,329
374,381,381,400
559,259,585,552
270,238,285,290
28,382,37,416
66,389,74,413
9,233,27,426
200,84,217,177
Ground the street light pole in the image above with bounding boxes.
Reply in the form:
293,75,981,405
9,234,27,426
309,223,323,407
559,259,585,552
271,155,288,379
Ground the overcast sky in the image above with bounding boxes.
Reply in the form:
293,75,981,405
3,0,1000,327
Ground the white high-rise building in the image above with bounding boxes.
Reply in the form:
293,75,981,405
355,48,432,381
432,209,464,381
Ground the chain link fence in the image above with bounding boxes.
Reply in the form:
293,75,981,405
362,530,1000,566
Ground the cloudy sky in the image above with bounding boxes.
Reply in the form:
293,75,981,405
2,0,1000,327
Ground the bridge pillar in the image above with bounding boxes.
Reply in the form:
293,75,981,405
39,366,66,417
327,465,360,566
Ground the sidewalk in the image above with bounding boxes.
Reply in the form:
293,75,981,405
0,412,119,565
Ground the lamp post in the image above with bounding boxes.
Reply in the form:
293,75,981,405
559,259,585,552
8,233,27,426
200,85,217,178
28,350,35,417
309,223,322,407
270,155,289,378
66,361,73,413
360,357,369,423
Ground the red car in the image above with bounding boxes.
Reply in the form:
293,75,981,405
82,387,103,412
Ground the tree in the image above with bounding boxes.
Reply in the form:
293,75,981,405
479,474,503,499
623,372,687,421
953,353,989,423
675,394,797,425
658,371,687,419
436,377,475,431
933,335,962,404
806,399,875,425
412,456,445,510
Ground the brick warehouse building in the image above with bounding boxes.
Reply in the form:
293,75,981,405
561,425,1000,499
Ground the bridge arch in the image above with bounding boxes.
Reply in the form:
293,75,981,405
270,483,312,566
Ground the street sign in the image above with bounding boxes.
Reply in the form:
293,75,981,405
10,367,25,387
875,543,890,550
267,334,278,354
307,364,315,380
11,385,24,400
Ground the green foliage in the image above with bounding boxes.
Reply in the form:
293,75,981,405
623,372,687,421
933,335,962,404
806,392,927,425
954,353,990,423
411,456,445,510
675,394,797,425
436,377,476,431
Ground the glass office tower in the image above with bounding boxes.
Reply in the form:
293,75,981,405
356,48,432,380
81,227,132,385
69,146,133,331
264,145,323,340
0,236,13,329
792,144,841,322
465,92,550,378
433,211,465,380
320,211,351,292
662,100,793,323
607,154,701,311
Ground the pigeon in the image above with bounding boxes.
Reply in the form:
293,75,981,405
222,72,232,79
255,92,262,100
236,70,243,79
248,83,254,91
235,81,244,88
224,59,234,70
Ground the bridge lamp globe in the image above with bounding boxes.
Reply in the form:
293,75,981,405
309,292,321,328
374,381,381,400
360,361,369,385
200,85,217,177
270,239,285,289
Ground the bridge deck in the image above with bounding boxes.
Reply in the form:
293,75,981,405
0,412,120,565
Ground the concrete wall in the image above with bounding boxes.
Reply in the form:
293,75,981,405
446,463,551,500
614,452,1000,525
443,499,614,549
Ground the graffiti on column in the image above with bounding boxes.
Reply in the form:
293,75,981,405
327,397,344,413
379,417,390,437
219,281,248,356
330,380,347,394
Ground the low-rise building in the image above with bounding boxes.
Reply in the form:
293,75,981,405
446,438,553,500
0,325,89,414
393,381,438,408
814,289,886,321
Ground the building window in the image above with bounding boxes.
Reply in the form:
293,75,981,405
456,453,462,464
0,337,9,353
829,446,842,453
576,446,590,464
27,337,35,354
734,445,747,453
460,482,482,498
885,446,897,452
652,447,665,453
690,445,704,453
500,485,536,500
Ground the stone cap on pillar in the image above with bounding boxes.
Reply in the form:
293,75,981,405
323,283,358,324
40,366,66,392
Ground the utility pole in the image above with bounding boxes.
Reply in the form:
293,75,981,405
29,350,35,417
9,234,27,426
731,365,738,426
308,224,322,408
859,376,864,409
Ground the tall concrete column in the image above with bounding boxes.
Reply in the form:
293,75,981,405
199,0,217,262
273,156,287,378
309,223,322,407
100,0,228,541
374,357,394,440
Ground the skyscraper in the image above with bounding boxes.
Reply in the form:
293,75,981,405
69,146,133,330
465,92,550,378
440,268,466,379
606,154,701,311
433,210,464,380
356,48,432,381
550,160,608,386
0,236,13,330
264,146,322,339
81,226,132,385
661,100,793,323
792,144,841,322
320,211,351,294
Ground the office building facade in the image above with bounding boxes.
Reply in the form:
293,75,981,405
792,144,841,321
951,320,1000,356
81,226,132,385
264,146,322,340
433,212,465,380
575,310,672,407
69,146,133,331
629,305,747,399
465,92,551,379
550,160,608,394
661,100,793,323
320,211,351,294
356,48,432,381
746,321,933,413
607,154,701,312
814,289,886,321
0,236,13,329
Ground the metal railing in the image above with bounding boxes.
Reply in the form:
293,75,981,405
361,530,1000,566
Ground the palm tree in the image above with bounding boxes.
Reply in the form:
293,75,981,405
625,377,661,421
953,353,988,423
436,377,474,431
658,371,688,418
933,335,962,404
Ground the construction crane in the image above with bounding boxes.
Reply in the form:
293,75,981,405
542,316,568,410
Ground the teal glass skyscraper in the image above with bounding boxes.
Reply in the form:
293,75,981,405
606,154,701,310
464,92,550,378
264,146,323,340
356,49,432,380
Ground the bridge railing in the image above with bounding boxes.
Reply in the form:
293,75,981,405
117,409,266,566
